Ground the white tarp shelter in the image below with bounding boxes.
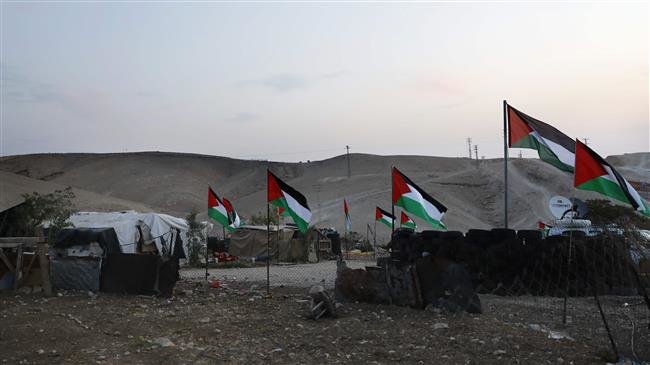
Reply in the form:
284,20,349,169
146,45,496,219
69,211,189,255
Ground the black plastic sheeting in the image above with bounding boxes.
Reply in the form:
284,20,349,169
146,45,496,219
54,228,122,254
51,257,102,292
101,253,158,295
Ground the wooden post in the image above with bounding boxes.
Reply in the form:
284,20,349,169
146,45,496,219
37,243,52,296
13,244,23,290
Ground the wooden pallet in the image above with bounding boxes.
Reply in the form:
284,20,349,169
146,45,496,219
0,237,52,295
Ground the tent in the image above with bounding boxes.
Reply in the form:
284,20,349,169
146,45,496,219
229,225,313,262
68,211,189,256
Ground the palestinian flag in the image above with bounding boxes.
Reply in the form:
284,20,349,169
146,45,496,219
400,211,417,230
507,104,575,172
222,197,241,231
574,140,650,217
375,207,395,228
208,187,231,229
392,167,447,230
268,170,312,233
343,199,352,232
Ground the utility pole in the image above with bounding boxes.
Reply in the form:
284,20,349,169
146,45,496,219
466,138,472,159
518,150,522,158
474,145,479,168
582,138,589,146
346,145,351,178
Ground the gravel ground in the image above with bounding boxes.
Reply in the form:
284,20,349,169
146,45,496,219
180,259,373,288
2,279,648,364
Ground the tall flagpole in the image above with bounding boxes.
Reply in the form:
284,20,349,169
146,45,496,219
276,207,280,264
266,201,270,296
373,219,377,254
503,100,509,229
391,167,395,234
266,168,271,296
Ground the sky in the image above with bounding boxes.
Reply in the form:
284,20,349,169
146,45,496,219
1,2,648,162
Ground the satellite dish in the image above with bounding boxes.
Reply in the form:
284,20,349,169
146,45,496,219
549,195,572,219
570,198,589,219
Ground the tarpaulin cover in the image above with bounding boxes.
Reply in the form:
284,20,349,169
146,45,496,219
229,227,296,260
54,228,122,254
101,253,158,295
69,211,188,255
51,257,102,292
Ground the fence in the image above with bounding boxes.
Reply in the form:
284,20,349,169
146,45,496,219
180,228,650,362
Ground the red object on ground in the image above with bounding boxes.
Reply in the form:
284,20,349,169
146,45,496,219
210,280,221,288
214,252,237,262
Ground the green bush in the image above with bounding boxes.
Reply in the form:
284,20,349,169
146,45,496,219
0,187,76,240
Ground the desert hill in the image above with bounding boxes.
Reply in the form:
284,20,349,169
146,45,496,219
0,151,647,234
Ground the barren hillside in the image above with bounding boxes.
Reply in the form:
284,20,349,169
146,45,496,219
0,151,647,233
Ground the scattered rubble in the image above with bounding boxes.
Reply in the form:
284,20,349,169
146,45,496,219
0,280,646,364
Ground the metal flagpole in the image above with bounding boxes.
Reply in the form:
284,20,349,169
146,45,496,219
503,100,509,229
266,202,270,296
562,208,574,325
593,277,619,358
344,205,348,260
276,207,280,264
391,167,395,234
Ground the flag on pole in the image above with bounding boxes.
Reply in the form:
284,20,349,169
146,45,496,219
222,197,241,230
208,187,232,230
268,170,312,233
392,167,447,230
574,140,650,216
343,199,352,231
507,104,575,172
375,207,395,228
400,211,417,230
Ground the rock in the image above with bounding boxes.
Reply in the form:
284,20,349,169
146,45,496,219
18,287,31,294
493,350,506,355
433,322,449,330
548,331,574,341
36,349,44,355
528,324,543,332
153,337,175,347
425,304,442,314
199,317,210,324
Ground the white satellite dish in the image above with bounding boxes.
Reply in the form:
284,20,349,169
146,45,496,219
549,195,573,219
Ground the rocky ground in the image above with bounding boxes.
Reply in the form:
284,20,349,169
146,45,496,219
1,280,648,364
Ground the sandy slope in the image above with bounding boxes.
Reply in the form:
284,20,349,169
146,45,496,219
0,170,153,213
0,151,647,233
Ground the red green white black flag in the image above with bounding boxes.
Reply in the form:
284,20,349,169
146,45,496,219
392,167,447,230
507,104,575,173
574,140,649,217
267,170,312,233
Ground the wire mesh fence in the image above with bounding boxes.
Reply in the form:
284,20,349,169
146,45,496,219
180,227,650,362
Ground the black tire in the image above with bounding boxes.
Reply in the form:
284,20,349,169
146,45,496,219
490,228,516,242
517,229,542,243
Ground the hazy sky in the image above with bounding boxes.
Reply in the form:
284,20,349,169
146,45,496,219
1,2,648,162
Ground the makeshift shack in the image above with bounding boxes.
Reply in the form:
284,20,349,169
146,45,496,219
229,225,317,263
68,211,189,256
50,228,122,292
